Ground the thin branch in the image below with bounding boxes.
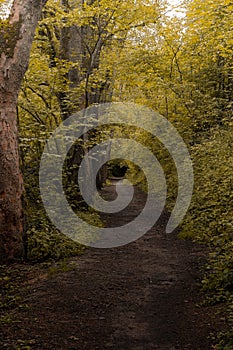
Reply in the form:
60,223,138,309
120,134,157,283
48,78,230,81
18,104,46,125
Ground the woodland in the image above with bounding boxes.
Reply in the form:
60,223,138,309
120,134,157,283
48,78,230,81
0,0,233,348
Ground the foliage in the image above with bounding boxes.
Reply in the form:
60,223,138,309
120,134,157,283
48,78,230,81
110,1,233,345
13,0,233,345
17,0,161,262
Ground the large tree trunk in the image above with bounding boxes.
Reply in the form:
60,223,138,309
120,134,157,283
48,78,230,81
0,0,47,262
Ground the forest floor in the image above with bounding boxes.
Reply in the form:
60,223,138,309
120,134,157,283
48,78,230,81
0,181,227,350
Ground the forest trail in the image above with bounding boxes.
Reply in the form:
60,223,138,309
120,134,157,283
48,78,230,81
0,182,224,350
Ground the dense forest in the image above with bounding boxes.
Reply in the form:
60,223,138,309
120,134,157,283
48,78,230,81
0,0,232,348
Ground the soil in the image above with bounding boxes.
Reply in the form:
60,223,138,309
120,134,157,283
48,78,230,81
0,182,226,350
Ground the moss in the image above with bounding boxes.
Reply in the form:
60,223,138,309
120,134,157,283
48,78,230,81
0,17,22,58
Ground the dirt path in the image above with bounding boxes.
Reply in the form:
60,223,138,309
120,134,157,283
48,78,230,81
0,183,224,349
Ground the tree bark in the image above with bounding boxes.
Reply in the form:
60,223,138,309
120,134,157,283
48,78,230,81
58,0,112,196
0,0,47,262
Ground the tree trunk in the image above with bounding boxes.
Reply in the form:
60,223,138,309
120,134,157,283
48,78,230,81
0,0,47,262
58,0,112,196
